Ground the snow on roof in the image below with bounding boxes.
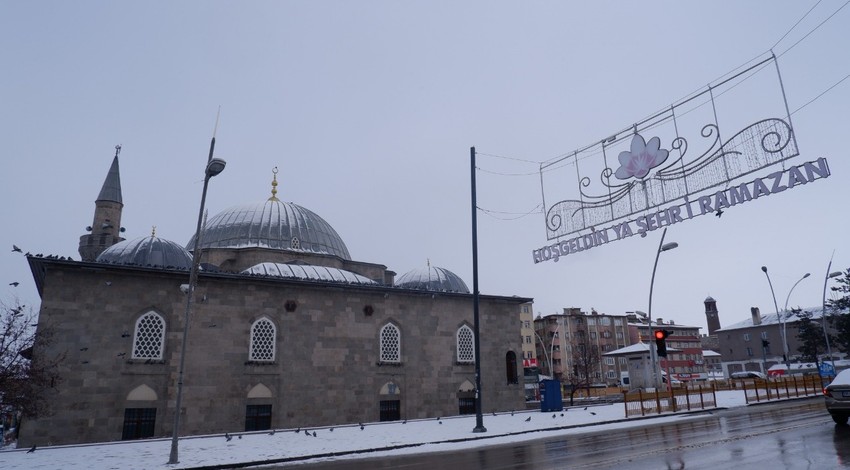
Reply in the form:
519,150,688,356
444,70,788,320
603,342,680,356
701,350,721,357
716,306,848,332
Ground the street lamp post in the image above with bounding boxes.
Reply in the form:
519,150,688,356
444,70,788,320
647,227,678,390
168,146,226,464
822,256,842,375
760,267,809,375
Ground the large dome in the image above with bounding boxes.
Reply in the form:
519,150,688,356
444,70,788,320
97,235,193,269
395,265,470,293
243,262,376,285
186,199,351,260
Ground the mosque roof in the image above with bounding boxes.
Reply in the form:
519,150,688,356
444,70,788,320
395,264,470,293
96,233,192,269
242,262,375,284
186,170,351,260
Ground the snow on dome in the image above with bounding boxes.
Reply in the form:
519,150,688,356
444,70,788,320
97,235,193,269
186,199,351,260
243,262,376,284
395,265,470,293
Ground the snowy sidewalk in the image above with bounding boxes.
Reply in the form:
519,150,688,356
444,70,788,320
0,390,820,469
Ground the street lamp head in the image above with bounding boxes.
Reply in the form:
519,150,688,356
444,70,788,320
660,242,678,252
829,271,843,279
761,266,768,273
206,158,227,178
803,272,811,279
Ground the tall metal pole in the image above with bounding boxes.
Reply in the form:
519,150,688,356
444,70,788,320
782,272,810,371
822,254,841,375
647,228,667,390
169,133,220,464
470,146,486,433
760,267,786,375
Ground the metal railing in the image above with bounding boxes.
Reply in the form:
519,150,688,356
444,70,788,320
623,385,717,417
741,375,829,403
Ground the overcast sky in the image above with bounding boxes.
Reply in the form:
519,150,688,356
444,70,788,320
2,1,848,333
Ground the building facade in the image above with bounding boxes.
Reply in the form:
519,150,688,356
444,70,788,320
631,318,706,382
19,156,530,446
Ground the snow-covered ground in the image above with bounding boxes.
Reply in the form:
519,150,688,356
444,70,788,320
0,391,820,469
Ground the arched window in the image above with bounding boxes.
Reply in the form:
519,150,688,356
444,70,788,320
456,325,474,363
250,317,276,362
380,323,401,363
505,351,518,384
132,311,165,360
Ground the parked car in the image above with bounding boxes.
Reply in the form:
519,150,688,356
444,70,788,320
730,371,766,379
824,368,850,425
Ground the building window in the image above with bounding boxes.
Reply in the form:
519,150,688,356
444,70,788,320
291,237,300,250
600,317,611,326
505,351,518,384
743,333,751,341
458,397,476,415
607,370,617,379
380,323,401,363
746,347,753,357
457,325,474,363
132,311,165,360
122,408,156,440
761,331,769,340
250,317,276,362
605,357,614,365
245,404,272,431
380,400,401,421
525,335,532,344
619,357,628,365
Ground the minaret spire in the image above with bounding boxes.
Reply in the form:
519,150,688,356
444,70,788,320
268,167,280,201
79,145,126,261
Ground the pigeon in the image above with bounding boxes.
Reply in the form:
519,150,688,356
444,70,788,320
402,420,406,424
329,427,334,432
552,414,556,418
560,413,564,417
524,416,531,422
312,431,317,437
238,435,242,439
268,429,275,435
492,412,497,416
12,245,22,253
295,428,300,434
9,282,19,287
225,433,232,441
715,209,723,217
359,423,364,430
439,420,442,424
511,411,515,416
590,412,596,415
583,407,587,410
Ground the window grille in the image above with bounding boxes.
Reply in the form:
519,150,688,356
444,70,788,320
457,326,474,363
132,312,165,360
250,318,276,361
380,324,401,363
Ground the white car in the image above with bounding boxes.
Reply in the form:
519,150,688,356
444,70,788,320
824,369,850,425
730,371,766,379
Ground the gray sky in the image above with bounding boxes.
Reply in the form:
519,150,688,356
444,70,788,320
2,1,848,333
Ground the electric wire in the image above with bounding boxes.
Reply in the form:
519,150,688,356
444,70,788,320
777,0,850,58
771,0,823,50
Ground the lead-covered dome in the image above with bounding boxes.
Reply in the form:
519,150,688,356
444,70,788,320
186,198,351,260
97,234,193,269
243,262,375,285
395,265,470,293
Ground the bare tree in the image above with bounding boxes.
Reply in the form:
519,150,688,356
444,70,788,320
565,341,601,406
0,298,63,436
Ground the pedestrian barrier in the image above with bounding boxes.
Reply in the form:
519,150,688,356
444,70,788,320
622,385,717,417
741,375,829,403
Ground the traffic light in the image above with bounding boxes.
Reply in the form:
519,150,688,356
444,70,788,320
654,329,669,357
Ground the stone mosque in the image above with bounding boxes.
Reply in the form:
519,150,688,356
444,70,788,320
19,151,531,446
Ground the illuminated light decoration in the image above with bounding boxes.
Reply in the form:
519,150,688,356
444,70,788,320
532,54,833,264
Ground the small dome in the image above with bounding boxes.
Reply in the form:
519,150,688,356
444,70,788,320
97,235,193,269
187,199,351,260
395,265,469,293
243,262,375,285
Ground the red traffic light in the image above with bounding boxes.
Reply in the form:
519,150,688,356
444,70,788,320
654,330,668,340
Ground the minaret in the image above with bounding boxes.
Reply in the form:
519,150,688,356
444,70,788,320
704,296,721,335
79,145,125,261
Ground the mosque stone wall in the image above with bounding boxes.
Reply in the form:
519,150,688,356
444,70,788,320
19,260,526,447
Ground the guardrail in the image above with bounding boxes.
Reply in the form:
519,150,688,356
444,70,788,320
622,385,717,417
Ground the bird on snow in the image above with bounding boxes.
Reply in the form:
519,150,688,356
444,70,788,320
329,427,334,432
492,412,497,416
312,431,317,437
295,428,300,434
225,433,232,441
268,429,275,435
12,245,22,253
360,423,365,430
552,414,556,418
583,407,587,410
9,282,19,287
402,420,406,424
524,416,531,422
27,445,36,453
590,412,596,415
560,413,564,417
511,411,515,416
238,435,242,439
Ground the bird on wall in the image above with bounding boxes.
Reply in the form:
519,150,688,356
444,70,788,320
12,245,22,253
225,433,232,442
27,445,36,453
